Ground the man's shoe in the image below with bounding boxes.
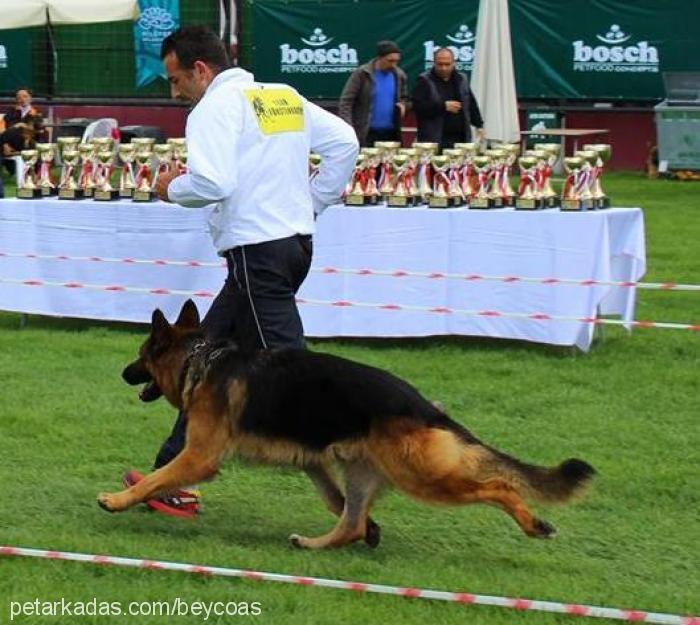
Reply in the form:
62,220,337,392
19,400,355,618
122,470,201,519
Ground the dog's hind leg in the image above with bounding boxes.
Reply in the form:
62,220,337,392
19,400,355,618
291,461,384,549
304,464,382,548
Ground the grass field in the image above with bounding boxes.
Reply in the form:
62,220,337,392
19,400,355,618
0,172,698,624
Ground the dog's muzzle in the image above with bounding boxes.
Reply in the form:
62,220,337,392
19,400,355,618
122,360,163,402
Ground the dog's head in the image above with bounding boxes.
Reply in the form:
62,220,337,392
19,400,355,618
122,299,202,404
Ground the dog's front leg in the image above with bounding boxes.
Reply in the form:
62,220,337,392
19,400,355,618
97,449,217,513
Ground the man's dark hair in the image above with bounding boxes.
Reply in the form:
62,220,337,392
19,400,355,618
433,47,455,61
160,26,230,73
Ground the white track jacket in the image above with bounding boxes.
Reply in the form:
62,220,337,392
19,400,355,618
168,68,358,253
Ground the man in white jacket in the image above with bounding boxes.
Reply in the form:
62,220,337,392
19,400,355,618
123,26,358,518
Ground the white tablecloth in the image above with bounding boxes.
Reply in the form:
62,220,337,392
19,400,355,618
0,198,645,351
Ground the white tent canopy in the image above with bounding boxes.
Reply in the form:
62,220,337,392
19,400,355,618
471,0,520,143
0,0,139,30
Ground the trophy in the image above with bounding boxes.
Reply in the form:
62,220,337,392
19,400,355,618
77,143,96,198
132,139,155,202
442,148,465,207
344,154,368,206
57,137,81,196
387,153,416,207
375,141,401,197
582,143,612,208
561,156,594,211
492,143,519,206
575,150,598,210
515,156,545,210
117,144,137,198
454,142,478,201
362,147,381,205
412,142,439,203
58,149,84,199
36,143,58,197
533,143,560,207
16,150,41,199
167,138,188,174
152,143,174,190
93,150,119,201
485,149,507,208
401,148,422,200
470,155,493,209
428,155,452,208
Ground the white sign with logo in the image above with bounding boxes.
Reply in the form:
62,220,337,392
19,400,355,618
423,25,476,72
573,24,660,73
280,28,359,74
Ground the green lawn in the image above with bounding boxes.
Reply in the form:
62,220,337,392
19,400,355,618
0,172,698,624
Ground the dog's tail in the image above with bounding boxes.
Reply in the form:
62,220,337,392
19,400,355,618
369,417,595,505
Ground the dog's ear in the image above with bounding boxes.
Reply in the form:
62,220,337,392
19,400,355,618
150,308,171,343
175,299,200,329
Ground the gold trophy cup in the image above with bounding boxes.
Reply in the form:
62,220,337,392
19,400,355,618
344,154,368,206
428,155,451,208
17,149,41,199
58,148,84,200
582,143,612,208
561,156,587,211
167,138,188,174
36,143,58,197
470,155,493,209
132,140,155,202
152,144,174,190
118,144,137,198
93,150,119,201
515,156,544,210
387,153,414,207
77,143,96,198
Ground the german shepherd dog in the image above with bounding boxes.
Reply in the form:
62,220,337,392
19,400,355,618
98,300,595,549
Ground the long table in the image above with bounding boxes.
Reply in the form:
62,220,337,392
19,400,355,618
0,198,645,351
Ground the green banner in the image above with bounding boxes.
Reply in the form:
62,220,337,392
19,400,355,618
241,0,479,99
511,0,699,99
0,30,35,94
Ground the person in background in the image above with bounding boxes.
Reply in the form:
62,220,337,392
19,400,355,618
120,26,358,518
0,87,45,156
411,48,486,149
338,40,408,147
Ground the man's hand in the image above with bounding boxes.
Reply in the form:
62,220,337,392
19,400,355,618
475,127,487,142
154,169,182,202
396,102,406,118
445,100,462,113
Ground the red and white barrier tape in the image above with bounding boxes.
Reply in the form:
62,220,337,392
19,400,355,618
1,546,696,625
1,276,698,331
2,251,698,292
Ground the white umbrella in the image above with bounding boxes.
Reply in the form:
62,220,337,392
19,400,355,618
0,0,139,30
470,0,520,143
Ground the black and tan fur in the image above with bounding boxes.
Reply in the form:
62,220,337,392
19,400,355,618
98,300,595,549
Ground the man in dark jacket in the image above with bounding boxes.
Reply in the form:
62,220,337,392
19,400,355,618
412,48,486,149
338,40,408,146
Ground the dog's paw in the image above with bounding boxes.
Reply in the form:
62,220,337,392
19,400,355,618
288,533,307,549
532,518,557,539
97,492,126,513
365,520,381,549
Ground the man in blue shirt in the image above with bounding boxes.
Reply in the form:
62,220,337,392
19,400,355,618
339,41,408,146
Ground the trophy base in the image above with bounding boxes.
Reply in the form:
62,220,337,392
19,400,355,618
561,198,595,211
133,190,155,202
344,193,366,206
470,196,494,209
119,188,135,199
83,188,95,199
17,187,42,199
515,197,546,210
387,195,415,207
428,195,450,209
94,189,120,201
58,188,85,200
39,186,58,197
502,195,516,208
593,197,611,209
